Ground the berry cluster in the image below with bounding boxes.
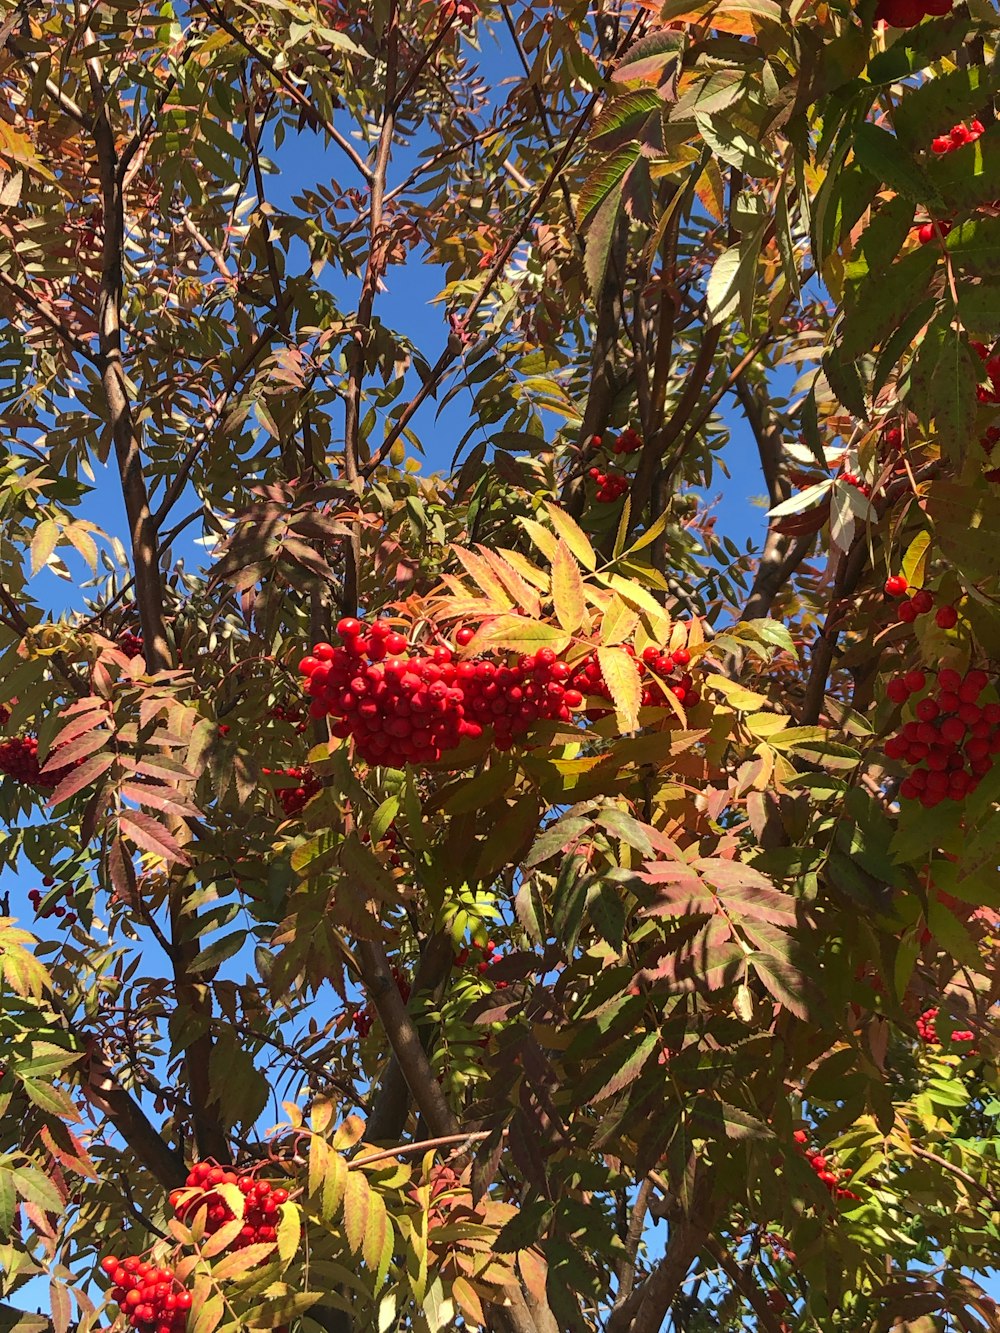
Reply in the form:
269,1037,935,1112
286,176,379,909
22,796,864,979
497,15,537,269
931,119,984,156
612,426,643,455
884,667,999,805
875,0,953,25
349,965,411,1038
118,631,145,660
99,1255,192,1332
454,939,509,989
916,1006,975,1046
169,1161,288,1251
587,465,628,503
27,874,77,927
916,217,952,245
0,736,74,790
884,576,959,629
840,468,872,497
299,621,699,766
261,765,321,817
792,1130,861,1203
270,703,308,734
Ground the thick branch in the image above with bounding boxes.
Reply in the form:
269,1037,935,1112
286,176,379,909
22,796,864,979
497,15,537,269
365,930,456,1142
735,373,804,621
354,937,458,1138
85,36,170,675
607,1165,714,1333
340,0,400,613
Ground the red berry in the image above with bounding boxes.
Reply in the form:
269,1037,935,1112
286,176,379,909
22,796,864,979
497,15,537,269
885,575,908,597
898,600,918,623
911,589,934,614
935,605,958,629
455,627,475,646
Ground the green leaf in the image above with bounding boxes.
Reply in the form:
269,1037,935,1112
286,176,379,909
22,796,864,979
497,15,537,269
945,216,1000,276
908,320,979,463
587,1031,659,1104
188,930,248,974
838,245,938,359
578,144,641,223
852,122,939,206
695,115,779,178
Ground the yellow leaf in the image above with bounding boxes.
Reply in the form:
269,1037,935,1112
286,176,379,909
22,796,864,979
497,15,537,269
600,596,640,646
451,547,514,608
63,523,98,573
550,540,586,633
472,616,570,655
708,675,770,711
901,531,931,589
597,646,641,732
476,546,542,617
496,546,550,592
30,519,59,576
333,1114,366,1150
451,1276,485,1328
544,503,597,571
519,517,559,562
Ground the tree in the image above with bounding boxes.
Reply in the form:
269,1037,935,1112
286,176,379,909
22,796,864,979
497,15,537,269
0,0,999,1329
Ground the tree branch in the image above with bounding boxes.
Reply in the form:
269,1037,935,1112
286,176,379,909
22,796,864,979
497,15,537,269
190,0,373,183
365,930,456,1143
85,33,170,675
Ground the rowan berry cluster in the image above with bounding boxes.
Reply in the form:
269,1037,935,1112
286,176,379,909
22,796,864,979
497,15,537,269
587,466,629,503
840,468,871,497
931,120,984,155
99,1255,192,1332
299,620,699,766
118,631,145,660
876,0,953,25
0,736,73,789
454,938,509,989
916,1006,975,1046
884,667,999,805
884,576,959,629
27,874,77,927
792,1130,860,1202
261,765,321,817
881,423,904,453
269,703,308,733
612,426,643,455
169,1161,289,1251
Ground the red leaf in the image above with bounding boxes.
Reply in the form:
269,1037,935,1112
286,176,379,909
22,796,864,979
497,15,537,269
119,810,190,864
46,752,114,807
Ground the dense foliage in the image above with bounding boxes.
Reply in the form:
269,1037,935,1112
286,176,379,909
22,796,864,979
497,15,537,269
1,1,1000,1331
